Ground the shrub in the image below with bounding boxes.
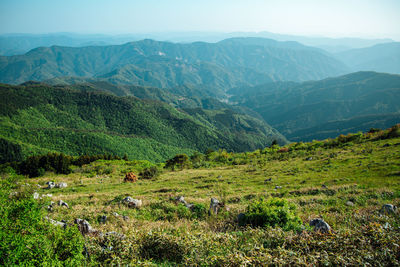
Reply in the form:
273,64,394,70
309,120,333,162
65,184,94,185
0,172,85,265
165,154,189,170
238,198,302,231
139,166,161,179
139,231,189,263
190,203,208,219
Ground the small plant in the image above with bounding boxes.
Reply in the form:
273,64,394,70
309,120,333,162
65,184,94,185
238,198,302,231
139,166,161,179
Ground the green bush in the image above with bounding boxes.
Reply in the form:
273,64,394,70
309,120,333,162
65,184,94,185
139,166,161,179
0,172,85,265
190,203,208,219
238,198,302,231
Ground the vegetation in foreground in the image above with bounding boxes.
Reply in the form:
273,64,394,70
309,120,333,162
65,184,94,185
1,126,400,265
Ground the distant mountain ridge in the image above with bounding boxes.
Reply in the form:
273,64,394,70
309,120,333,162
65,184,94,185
0,37,348,90
0,32,393,55
229,71,400,141
335,42,400,74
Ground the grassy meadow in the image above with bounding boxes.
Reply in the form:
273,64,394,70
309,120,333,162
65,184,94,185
2,127,400,265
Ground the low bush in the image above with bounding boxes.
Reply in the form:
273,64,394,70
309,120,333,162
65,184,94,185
238,198,302,231
139,166,161,179
0,171,85,265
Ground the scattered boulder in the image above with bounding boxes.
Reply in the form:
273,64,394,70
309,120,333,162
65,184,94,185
46,217,67,228
175,195,194,209
381,204,397,214
124,172,138,183
264,178,272,183
55,182,67,188
275,186,282,190
321,184,327,188
46,181,55,189
217,175,223,179
306,157,313,161
74,218,96,235
99,215,107,224
57,200,69,208
33,192,40,199
346,201,355,207
122,196,142,208
209,198,221,215
48,201,55,212
310,218,331,233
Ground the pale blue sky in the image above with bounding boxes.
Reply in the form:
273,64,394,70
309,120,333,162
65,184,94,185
1,0,399,40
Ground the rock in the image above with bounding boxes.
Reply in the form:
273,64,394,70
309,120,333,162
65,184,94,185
306,157,313,161
124,172,138,183
175,196,187,205
46,181,55,189
47,201,55,212
122,196,142,208
113,212,119,217
310,218,331,233
321,184,327,188
46,217,67,228
122,215,129,221
217,175,222,179
43,194,53,198
104,231,126,239
33,192,40,199
346,201,354,207
57,200,69,208
99,215,107,224
275,186,282,189
74,218,95,235
264,178,272,183
55,182,67,188
381,204,397,214
175,195,194,209
209,198,220,215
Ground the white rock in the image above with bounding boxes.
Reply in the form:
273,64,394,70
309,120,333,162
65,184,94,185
122,197,142,208
310,218,331,233
381,204,397,214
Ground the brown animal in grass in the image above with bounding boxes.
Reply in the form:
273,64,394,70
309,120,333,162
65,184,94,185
278,147,289,153
124,172,138,183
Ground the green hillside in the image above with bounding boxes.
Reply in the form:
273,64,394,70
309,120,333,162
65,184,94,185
229,71,400,141
0,83,286,162
2,126,399,265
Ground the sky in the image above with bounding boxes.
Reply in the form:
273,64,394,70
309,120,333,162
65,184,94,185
1,0,399,40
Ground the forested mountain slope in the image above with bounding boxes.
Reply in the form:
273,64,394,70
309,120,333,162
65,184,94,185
0,83,286,162
229,71,400,141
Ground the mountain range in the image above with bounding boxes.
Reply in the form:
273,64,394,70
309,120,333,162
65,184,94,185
0,36,399,159
0,38,348,90
229,71,400,141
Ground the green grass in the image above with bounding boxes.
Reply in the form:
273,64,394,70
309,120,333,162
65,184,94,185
4,130,398,265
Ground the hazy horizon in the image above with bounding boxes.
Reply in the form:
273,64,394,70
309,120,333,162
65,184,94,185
1,0,400,41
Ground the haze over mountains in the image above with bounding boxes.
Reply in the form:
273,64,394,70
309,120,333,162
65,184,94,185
0,33,399,160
